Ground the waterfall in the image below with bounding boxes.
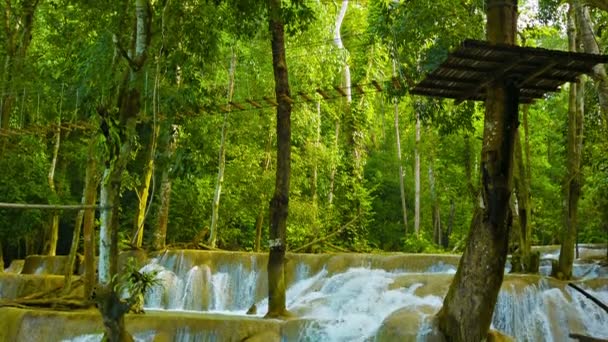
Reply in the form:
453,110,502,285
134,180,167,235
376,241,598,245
43,247,608,341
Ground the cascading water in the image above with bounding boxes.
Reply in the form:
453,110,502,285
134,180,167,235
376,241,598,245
51,247,608,341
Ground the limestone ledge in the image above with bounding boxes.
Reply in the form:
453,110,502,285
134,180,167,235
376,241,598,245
0,307,311,342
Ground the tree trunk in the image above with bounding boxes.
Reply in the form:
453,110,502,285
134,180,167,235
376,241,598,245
311,101,320,214
429,163,441,245
442,200,455,249
64,197,84,295
511,119,537,273
209,50,237,248
266,0,292,318
328,0,350,205
151,126,178,251
583,0,608,11
393,61,408,235
131,124,159,248
575,1,608,127
328,120,340,205
82,141,98,299
437,1,518,340
45,119,61,256
556,3,585,280
97,1,150,341
414,111,421,236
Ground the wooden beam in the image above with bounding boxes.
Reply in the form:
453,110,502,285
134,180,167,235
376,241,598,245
392,76,401,90
442,63,494,73
229,101,246,110
280,94,294,104
450,51,507,64
246,99,263,108
333,85,347,97
426,75,480,84
516,61,557,88
316,89,330,99
455,57,523,104
263,96,278,106
371,80,383,91
298,91,314,102
354,83,365,95
0,202,110,210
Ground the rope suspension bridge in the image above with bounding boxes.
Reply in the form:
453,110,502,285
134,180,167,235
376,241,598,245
0,78,402,137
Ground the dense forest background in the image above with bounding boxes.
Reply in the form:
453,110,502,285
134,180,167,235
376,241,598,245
0,0,606,263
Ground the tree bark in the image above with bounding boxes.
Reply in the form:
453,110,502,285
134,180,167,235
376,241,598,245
151,125,178,251
556,3,585,280
437,1,518,340
414,111,421,236
328,121,340,205
575,1,608,127
429,163,441,245
442,200,455,249
583,0,608,13
209,50,237,248
266,0,292,319
45,119,61,256
328,0,350,205
393,61,408,235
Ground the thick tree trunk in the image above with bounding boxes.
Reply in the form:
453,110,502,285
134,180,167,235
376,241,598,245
82,141,98,299
266,0,292,318
393,62,408,235
151,126,178,251
45,120,61,256
556,3,585,280
209,51,237,248
575,1,608,127
437,1,518,340
414,111,420,236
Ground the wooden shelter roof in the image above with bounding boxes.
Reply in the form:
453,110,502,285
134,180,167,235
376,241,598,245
411,39,608,104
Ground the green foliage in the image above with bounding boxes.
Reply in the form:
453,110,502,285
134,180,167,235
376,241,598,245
402,231,442,254
0,136,52,246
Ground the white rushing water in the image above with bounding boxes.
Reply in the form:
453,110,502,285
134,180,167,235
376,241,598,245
62,248,607,342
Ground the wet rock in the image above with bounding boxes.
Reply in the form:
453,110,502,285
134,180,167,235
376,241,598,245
241,330,281,342
374,306,440,342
